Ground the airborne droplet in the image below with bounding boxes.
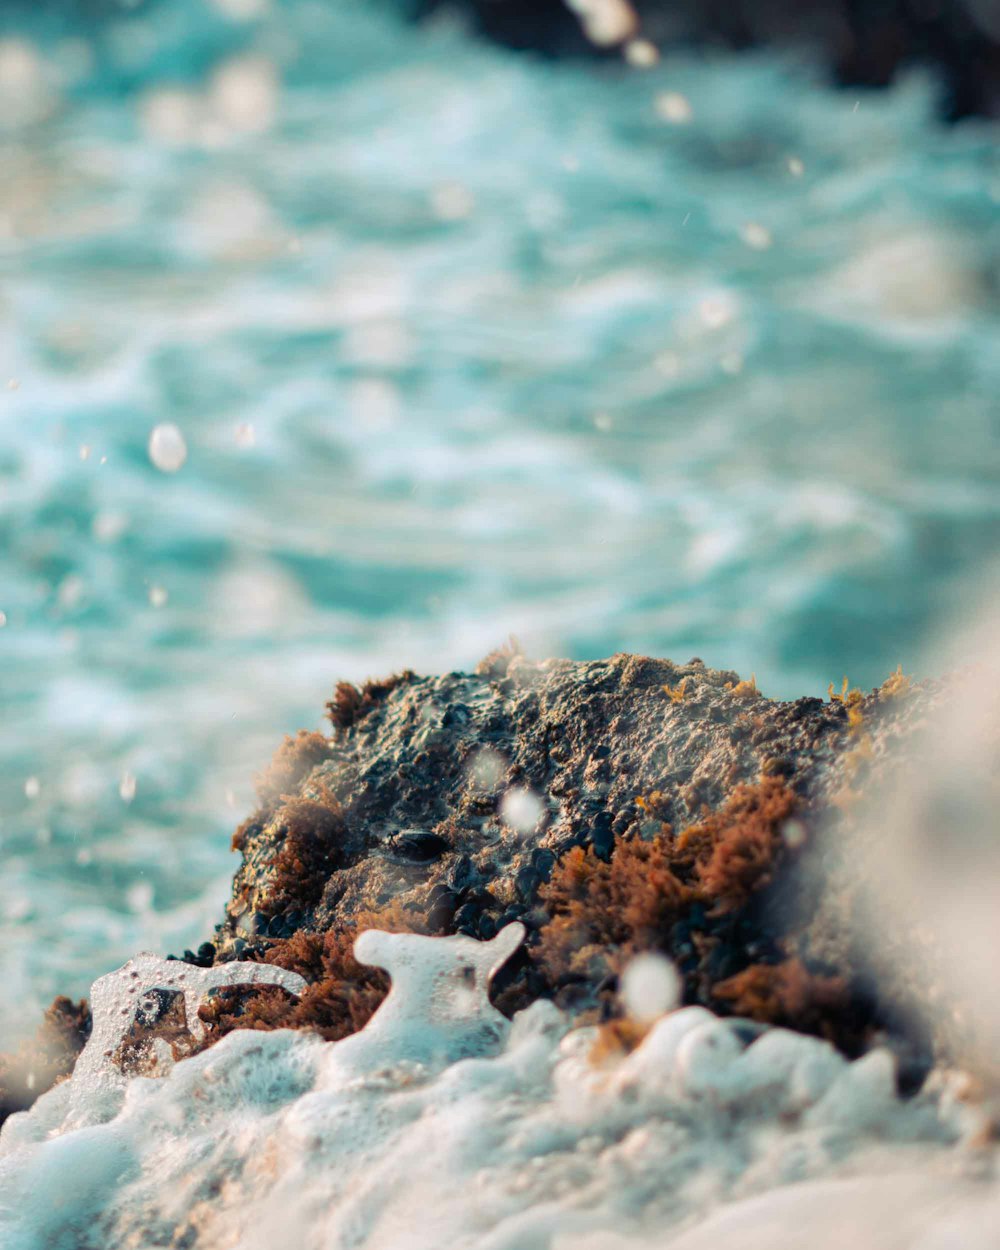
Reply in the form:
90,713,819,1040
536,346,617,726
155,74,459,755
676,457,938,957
148,423,188,473
620,952,681,1023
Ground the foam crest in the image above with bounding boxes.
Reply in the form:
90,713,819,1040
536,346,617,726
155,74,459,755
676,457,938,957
0,930,989,1250
77,952,307,1084
329,922,525,1074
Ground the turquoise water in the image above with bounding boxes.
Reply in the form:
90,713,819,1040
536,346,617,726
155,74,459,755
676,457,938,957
0,0,998,1042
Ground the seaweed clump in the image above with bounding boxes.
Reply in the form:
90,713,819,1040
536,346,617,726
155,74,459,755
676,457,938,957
515,777,847,1041
258,792,346,915
326,671,413,731
0,996,91,1129
253,730,333,807
195,903,434,1048
713,959,850,1040
229,731,349,924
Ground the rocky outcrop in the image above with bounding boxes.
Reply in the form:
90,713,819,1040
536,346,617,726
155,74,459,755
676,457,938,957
196,649,939,1085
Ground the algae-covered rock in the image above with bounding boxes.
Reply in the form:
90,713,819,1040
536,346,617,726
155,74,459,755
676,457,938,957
200,650,941,1079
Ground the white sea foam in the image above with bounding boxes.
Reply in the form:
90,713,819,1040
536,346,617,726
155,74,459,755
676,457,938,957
0,924,993,1250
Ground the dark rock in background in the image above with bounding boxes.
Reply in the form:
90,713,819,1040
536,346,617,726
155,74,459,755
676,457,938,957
410,0,1000,119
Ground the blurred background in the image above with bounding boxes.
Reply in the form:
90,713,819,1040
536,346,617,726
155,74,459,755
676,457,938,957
0,0,997,1043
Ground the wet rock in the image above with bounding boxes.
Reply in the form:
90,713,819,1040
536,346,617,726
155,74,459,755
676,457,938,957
199,652,951,1067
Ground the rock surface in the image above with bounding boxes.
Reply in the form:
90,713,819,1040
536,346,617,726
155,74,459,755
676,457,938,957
219,652,920,954
200,650,940,1080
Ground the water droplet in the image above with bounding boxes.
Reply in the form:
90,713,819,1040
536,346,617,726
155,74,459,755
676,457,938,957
621,952,680,1022
210,0,270,18
741,222,773,251
468,748,506,792
655,91,693,125
92,511,127,543
430,182,475,222
500,787,544,836
57,574,85,610
698,292,737,329
139,87,202,148
654,351,680,378
126,880,154,914
624,39,658,67
782,819,807,849
148,423,187,472
209,54,278,136
565,0,638,47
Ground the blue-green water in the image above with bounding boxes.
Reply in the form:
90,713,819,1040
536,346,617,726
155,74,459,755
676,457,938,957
0,0,997,1042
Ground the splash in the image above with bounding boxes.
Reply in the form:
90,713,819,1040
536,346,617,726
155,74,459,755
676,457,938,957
75,952,307,1085
333,922,525,1071
0,926,992,1250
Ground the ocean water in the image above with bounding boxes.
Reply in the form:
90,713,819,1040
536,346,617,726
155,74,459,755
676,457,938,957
1,0,999,1040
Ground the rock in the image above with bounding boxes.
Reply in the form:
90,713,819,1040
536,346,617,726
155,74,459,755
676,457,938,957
408,0,1000,120
201,650,942,1075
